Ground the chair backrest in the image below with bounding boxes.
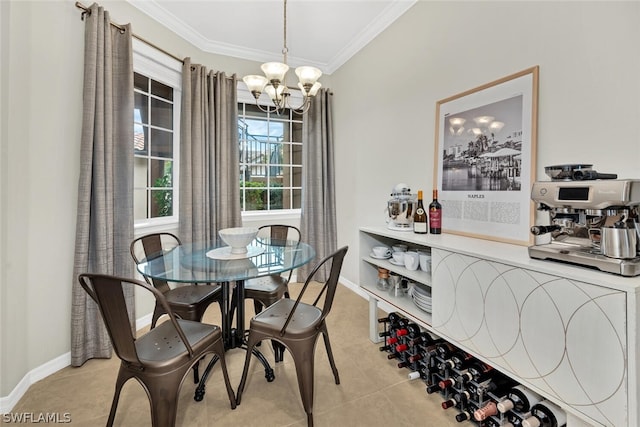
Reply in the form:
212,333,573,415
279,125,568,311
130,233,182,294
257,224,301,245
78,273,194,366
257,225,301,280
279,246,349,335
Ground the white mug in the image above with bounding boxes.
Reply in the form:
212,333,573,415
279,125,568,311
372,245,391,258
404,251,420,270
392,251,405,263
419,253,431,272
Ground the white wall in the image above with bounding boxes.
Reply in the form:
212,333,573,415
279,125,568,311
1,0,639,406
332,0,640,282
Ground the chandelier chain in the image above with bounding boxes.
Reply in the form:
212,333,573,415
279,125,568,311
282,0,288,63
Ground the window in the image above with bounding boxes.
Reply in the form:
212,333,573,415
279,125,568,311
238,102,303,212
132,40,181,228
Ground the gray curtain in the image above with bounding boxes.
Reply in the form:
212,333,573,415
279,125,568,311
299,89,337,281
71,3,134,367
180,58,241,243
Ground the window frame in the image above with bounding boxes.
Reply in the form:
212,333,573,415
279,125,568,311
133,40,182,232
237,84,303,221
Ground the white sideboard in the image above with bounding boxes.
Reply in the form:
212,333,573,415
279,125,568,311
359,225,640,427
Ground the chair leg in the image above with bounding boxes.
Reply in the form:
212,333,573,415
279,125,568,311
150,304,164,329
107,367,132,427
211,340,237,409
321,325,340,384
292,348,316,427
236,334,261,405
146,369,184,427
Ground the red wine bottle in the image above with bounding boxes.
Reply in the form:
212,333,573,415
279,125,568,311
441,397,458,410
497,385,544,414
521,401,566,427
429,189,442,234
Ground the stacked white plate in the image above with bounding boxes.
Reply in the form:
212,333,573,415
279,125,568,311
409,283,432,313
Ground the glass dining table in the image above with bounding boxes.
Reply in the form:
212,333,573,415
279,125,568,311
136,236,315,397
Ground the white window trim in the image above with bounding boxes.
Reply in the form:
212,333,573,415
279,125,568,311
133,40,182,231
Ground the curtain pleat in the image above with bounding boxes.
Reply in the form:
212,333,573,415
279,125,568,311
180,58,240,243
300,89,338,281
71,3,134,367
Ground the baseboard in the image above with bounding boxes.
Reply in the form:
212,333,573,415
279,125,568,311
1,312,153,414
0,352,70,413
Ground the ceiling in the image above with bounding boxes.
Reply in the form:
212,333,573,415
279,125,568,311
128,0,417,74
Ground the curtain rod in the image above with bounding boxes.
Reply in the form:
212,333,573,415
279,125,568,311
75,1,184,64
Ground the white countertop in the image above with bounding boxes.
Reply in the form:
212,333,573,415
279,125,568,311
360,225,640,293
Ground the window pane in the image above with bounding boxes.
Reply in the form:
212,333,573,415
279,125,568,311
134,157,148,187
134,125,148,154
135,93,148,124
245,103,268,119
151,80,173,101
150,189,173,217
150,98,173,130
134,72,148,91
150,128,173,158
133,189,148,220
150,159,172,188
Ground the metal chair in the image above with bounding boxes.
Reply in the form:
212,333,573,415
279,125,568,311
243,224,301,312
131,232,223,382
236,246,349,427
78,274,236,427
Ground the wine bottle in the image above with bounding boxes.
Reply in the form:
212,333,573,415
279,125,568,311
378,312,401,325
466,360,495,382
521,401,566,427
497,385,544,414
413,190,428,234
455,410,472,422
435,341,458,360
441,397,458,410
450,351,474,370
474,401,498,421
429,189,442,234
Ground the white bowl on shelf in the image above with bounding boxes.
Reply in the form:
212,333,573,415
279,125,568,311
218,227,258,254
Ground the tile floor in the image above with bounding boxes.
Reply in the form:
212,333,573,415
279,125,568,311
9,283,470,426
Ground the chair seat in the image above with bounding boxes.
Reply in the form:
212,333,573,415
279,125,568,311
244,275,287,294
251,298,322,338
165,284,221,307
136,320,221,367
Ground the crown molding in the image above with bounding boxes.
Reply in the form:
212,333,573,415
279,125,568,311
325,0,417,74
127,0,417,75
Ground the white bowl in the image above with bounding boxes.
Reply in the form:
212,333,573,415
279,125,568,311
218,227,258,254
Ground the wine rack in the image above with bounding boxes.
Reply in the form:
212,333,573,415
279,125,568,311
378,312,567,427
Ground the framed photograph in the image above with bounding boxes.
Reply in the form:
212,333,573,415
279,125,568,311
434,66,539,245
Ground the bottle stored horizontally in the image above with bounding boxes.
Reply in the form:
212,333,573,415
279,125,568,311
429,189,442,234
413,190,428,234
521,400,567,427
498,384,544,414
474,401,499,421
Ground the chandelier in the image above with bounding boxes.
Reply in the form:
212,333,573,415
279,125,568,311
242,0,322,115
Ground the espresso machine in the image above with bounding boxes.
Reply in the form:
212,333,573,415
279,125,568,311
529,166,640,276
